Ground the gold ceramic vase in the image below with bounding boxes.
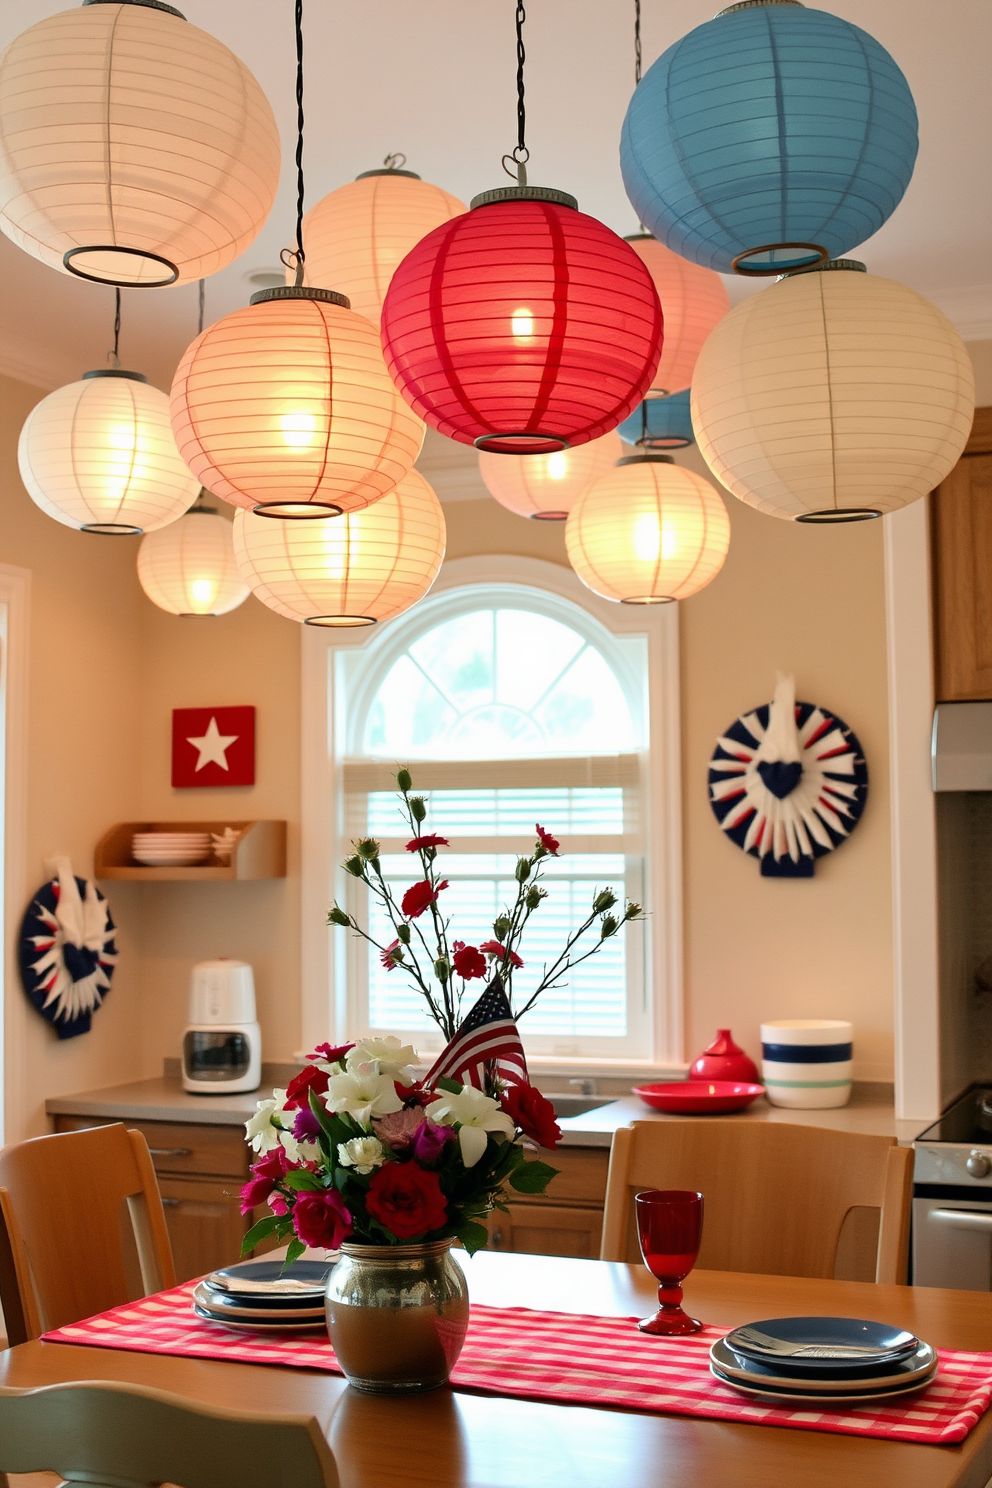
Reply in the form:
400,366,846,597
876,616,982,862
325,1239,469,1393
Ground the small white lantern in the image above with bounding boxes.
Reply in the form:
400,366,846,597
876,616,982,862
137,502,249,616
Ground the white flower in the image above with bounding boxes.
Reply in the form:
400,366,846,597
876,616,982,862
337,1135,386,1175
346,1036,419,1086
245,1097,282,1154
246,1089,313,1162
326,1069,404,1126
425,1086,515,1168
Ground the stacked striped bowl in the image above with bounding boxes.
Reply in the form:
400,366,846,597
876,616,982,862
760,1020,853,1109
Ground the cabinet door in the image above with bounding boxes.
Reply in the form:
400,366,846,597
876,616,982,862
932,411,992,700
157,1175,253,1281
488,1203,603,1259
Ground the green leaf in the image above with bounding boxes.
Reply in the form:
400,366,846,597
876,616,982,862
283,1168,323,1192
455,1220,490,1256
437,1075,463,1095
509,1159,559,1194
240,1214,280,1254
282,1237,306,1271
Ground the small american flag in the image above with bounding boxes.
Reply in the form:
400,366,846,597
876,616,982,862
425,976,528,1092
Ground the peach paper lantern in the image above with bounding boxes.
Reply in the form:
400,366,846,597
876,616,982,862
0,1,280,287
170,287,424,519
18,369,199,534
294,164,465,324
626,235,730,397
137,502,249,616
566,455,730,604
233,468,445,626
478,430,623,520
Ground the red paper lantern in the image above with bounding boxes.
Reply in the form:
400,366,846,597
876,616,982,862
380,186,664,456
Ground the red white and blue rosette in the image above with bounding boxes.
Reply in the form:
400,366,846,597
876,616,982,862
19,864,116,1039
708,682,868,878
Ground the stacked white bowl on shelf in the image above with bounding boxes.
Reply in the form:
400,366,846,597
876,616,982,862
132,831,212,866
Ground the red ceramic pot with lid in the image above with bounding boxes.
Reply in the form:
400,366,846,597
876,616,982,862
688,1029,759,1085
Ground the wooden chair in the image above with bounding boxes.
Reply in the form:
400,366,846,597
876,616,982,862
0,1123,176,1343
600,1121,913,1283
0,1379,339,1488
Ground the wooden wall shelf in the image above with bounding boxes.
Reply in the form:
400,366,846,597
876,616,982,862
94,821,287,881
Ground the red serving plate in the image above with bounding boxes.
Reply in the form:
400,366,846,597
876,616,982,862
633,1080,765,1114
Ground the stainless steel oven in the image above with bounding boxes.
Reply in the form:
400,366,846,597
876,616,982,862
914,1085,992,1289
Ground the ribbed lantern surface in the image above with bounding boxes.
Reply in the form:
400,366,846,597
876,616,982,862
137,506,249,615
620,1,918,275
479,430,622,520
380,191,663,455
171,290,425,518
691,263,975,522
566,457,730,603
619,390,695,450
19,370,199,534
295,171,465,324
233,468,445,626
0,1,280,286
626,236,729,394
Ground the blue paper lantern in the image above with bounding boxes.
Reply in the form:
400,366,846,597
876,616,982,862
619,390,695,450
620,0,918,276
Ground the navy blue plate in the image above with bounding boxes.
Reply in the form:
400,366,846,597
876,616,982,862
205,1259,332,1299
726,1316,918,1370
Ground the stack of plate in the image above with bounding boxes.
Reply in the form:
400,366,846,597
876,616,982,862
192,1259,333,1333
132,831,212,866
710,1316,938,1405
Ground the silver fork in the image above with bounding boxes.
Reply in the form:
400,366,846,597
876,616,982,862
731,1327,913,1359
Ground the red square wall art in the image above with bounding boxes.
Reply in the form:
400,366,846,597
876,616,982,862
172,707,255,788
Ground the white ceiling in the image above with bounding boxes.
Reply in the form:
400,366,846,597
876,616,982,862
0,0,988,396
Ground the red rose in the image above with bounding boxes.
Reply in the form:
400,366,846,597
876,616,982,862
406,834,449,851
291,1189,353,1250
453,942,487,980
284,1064,330,1110
536,824,560,856
502,1082,562,1149
380,938,402,971
401,878,448,919
239,1145,290,1214
480,939,524,969
309,1041,354,1065
240,1174,275,1215
366,1161,449,1241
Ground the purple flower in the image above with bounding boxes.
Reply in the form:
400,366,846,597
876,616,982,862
373,1106,426,1153
292,1106,323,1144
413,1119,457,1165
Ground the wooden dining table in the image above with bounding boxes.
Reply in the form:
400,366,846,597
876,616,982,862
2,1250,992,1488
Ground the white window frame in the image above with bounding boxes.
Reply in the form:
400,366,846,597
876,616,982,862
301,554,683,1078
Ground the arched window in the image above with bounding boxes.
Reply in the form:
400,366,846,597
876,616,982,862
336,578,653,1060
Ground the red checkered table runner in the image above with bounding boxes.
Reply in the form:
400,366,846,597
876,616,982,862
43,1282,992,1446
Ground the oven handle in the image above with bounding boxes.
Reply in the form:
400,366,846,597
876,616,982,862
928,1208,992,1233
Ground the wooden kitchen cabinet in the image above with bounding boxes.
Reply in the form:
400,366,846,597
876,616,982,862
931,407,992,700
486,1145,610,1259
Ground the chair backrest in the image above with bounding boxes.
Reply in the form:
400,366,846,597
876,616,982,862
0,1123,176,1341
600,1120,913,1283
0,1380,339,1488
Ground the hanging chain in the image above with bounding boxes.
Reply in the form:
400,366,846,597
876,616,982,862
107,287,121,369
285,0,307,285
197,277,205,336
635,0,642,85
501,2,530,184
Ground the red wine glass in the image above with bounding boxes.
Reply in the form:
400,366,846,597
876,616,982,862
635,1189,704,1336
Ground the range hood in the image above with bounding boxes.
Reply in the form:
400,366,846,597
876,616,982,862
932,702,992,790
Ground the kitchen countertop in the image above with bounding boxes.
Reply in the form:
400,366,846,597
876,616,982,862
45,1072,919,1145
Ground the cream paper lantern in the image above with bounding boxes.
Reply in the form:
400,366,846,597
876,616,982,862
0,1,280,287
294,165,465,324
478,430,623,520
233,468,445,626
19,370,199,534
691,260,975,522
626,235,730,396
137,502,249,616
566,454,730,604
171,287,424,519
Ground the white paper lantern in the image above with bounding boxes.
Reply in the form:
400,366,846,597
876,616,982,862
294,167,465,324
19,370,200,534
0,1,280,286
566,455,730,603
233,468,445,626
137,503,249,615
478,431,623,520
691,261,975,522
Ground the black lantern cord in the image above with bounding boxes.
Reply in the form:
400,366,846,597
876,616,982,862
197,277,205,336
502,2,530,182
292,0,306,272
107,287,121,368
635,0,642,85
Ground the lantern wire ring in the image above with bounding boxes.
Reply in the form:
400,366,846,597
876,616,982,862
383,152,407,170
